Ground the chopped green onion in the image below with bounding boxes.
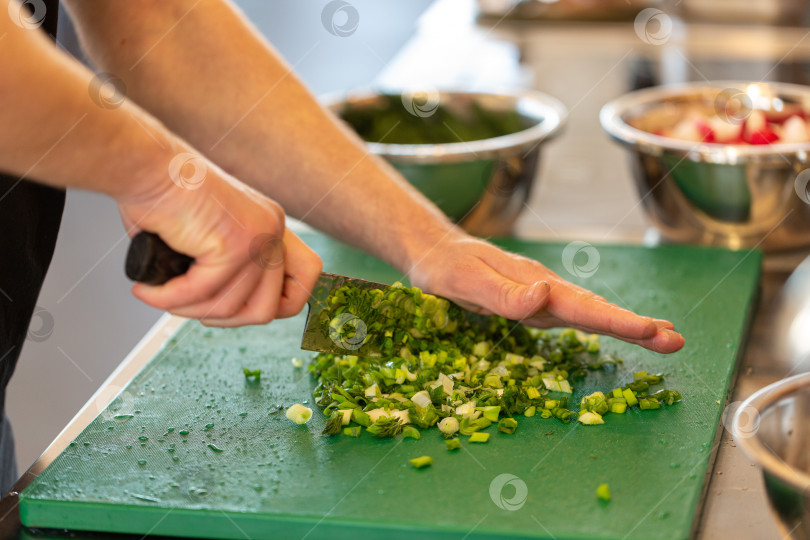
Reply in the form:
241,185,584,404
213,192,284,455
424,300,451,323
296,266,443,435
366,416,403,438
243,368,261,381
307,282,682,439
480,406,501,422
622,388,638,407
445,438,461,450
438,417,459,437
291,357,303,368
410,455,433,469
469,432,490,443
498,418,518,434
351,409,371,427
285,403,312,425
322,411,343,436
596,483,611,501
610,402,627,414
343,426,361,437
402,426,421,439
639,398,661,411
578,411,604,425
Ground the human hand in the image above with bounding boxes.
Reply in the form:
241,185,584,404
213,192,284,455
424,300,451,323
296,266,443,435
408,234,684,353
116,154,322,327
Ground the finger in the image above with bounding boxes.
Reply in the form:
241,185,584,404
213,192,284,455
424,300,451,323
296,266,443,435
199,264,285,327
522,313,685,353
198,253,289,327
169,264,260,320
132,260,241,311
545,281,659,341
276,232,322,319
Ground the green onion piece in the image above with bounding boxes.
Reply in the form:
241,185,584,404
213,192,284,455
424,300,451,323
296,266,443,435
524,406,536,417
498,418,518,434
402,426,421,439
343,426,362,437
610,402,627,414
351,409,371,427
243,368,261,381
622,388,638,407
469,432,490,443
639,398,661,411
438,417,460,437
596,483,611,501
322,411,343,436
291,357,303,368
410,455,433,469
480,406,501,422
540,409,552,419
445,438,461,450
366,416,403,438
285,403,312,425
578,411,604,425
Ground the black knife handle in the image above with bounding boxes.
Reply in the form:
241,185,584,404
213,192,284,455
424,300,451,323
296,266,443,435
125,231,194,285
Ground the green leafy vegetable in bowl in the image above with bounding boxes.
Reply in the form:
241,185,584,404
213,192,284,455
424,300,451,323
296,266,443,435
339,95,529,145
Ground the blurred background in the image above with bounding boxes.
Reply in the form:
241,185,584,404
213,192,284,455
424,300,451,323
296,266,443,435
12,0,810,489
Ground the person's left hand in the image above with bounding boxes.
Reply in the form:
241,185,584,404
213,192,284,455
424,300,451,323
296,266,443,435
408,233,685,354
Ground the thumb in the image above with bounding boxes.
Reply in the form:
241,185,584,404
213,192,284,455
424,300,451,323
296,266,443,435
484,278,550,321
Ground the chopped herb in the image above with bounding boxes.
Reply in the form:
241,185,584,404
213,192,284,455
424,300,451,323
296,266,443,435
402,426,421,439
469,432,490,443
285,404,312,425
366,416,403,438
322,411,344,436
597,483,611,501
409,455,433,469
343,426,362,437
498,418,518,434
445,438,461,450
243,368,261,381
306,282,682,441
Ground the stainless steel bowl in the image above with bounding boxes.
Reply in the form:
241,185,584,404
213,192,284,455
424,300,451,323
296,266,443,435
733,373,810,539
600,81,810,251
325,89,566,236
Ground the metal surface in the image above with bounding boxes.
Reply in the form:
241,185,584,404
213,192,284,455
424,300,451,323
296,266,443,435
733,373,810,539
324,90,566,236
600,81,810,251
15,234,761,539
301,271,387,356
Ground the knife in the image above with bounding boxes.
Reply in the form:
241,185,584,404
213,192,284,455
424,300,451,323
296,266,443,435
125,232,419,357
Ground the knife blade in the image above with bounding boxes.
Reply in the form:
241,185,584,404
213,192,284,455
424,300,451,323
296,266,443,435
300,272,390,357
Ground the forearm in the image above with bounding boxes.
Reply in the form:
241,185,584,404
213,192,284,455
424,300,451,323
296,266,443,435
0,0,180,203
63,0,457,272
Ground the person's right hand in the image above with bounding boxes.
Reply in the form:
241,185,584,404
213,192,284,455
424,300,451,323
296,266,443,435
116,152,322,327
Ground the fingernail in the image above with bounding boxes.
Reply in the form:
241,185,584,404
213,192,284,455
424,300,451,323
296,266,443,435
653,318,675,330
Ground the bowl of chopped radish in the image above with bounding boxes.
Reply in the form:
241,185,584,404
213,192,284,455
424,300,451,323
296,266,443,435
600,81,810,251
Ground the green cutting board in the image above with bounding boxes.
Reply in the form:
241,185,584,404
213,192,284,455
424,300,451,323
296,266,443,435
19,234,761,540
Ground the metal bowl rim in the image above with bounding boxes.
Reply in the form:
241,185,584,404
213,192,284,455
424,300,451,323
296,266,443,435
600,80,810,164
733,371,810,492
322,88,568,163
